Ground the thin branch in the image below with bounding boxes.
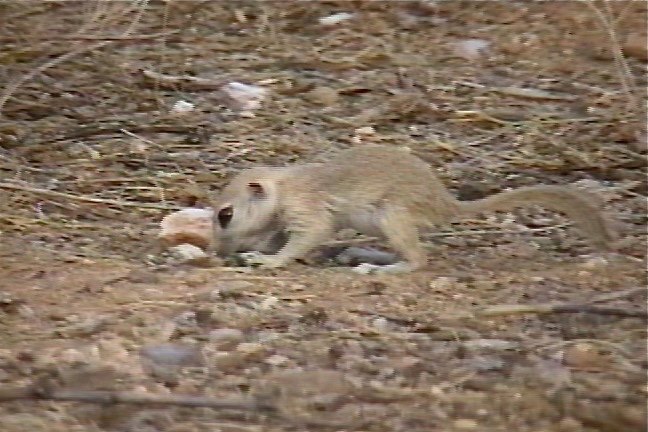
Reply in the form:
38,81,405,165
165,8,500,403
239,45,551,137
478,303,646,319
477,287,646,319
585,0,640,112
0,386,274,412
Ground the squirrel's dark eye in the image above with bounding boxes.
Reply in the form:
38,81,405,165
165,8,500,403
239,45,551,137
218,206,233,228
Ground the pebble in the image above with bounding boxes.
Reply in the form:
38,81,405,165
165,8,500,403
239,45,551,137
429,276,458,291
562,343,608,370
372,317,391,332
257,296,279,310
171,100,195,114
452,39,490,60
305,86,338,106
208,328,244,350
213,280,254,298
140,343,204,367
264,354,290,366
169,244,209,265
581,255,608,270
452,418,479,430
354,126,376,135
237,342,265,355
557,417,583,432
319,12,354,26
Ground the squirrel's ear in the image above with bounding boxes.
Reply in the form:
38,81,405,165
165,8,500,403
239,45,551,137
247,182,265,198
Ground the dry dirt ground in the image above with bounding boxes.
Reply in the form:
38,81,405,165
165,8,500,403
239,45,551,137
0,2,646,431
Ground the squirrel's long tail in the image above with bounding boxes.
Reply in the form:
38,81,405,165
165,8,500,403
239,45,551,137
458,185,617,250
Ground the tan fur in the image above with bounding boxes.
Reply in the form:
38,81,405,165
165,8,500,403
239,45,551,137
212,145,617,272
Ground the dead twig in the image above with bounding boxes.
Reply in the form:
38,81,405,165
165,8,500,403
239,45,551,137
0,30,180,43
0,182,180,211
0,385,274,412
588,287,646,304
477,287,646,319
138,69,228,90
478,304,646,319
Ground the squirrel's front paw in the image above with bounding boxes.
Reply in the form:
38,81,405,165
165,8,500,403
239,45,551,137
238,251,286,269
352,262,413,275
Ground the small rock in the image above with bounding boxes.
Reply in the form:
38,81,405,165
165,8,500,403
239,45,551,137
210,280,254,301
127,268,160,284
463,355,506,372
208,328,244,350
452,418,478,430
318,12,355,26
305,86,339,106
169,244,209,265
354,126,375,135
562,343,608,370
372,317,391,332
56,315,110,337
221,82,268,112
0,292,26,314
17,304,35,318
452,39,490,60
257,296,279,310
171,100,195,115
581,255,608,270
140,343,204,367
59,348,88,364
237,342,266,357
265,354,290,366
209,351,249,372
428,276,458,291
452,419,479,431
557,417,583,432
96,338,131,360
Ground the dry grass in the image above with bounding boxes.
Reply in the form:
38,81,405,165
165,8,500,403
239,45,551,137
0,1,646,431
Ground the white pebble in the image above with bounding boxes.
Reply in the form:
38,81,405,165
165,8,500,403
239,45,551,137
171,100,195,114
354,126,375,135
169,244,208,264
319,12,355,26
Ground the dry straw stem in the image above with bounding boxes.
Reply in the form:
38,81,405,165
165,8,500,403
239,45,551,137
323,223,572,247
0,182,179,211
0,41,112,116
585,0,640,112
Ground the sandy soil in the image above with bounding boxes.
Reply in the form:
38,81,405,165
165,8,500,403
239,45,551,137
0,2,646,431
